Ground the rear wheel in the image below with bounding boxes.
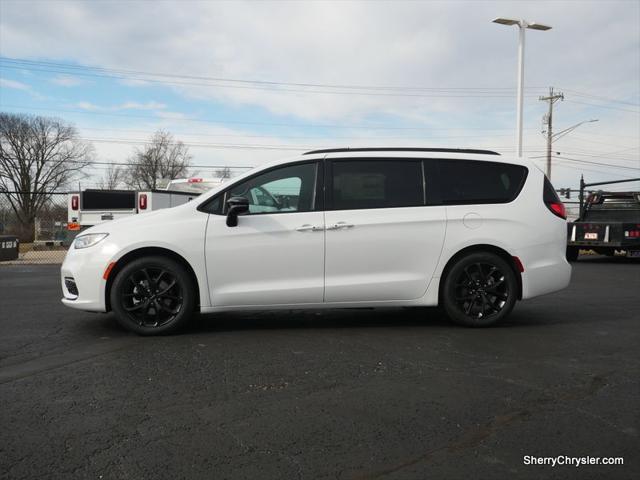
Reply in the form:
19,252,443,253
441,252,517,327
110,256,195,335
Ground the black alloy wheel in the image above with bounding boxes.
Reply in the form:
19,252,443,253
442,252,517,327
122,267,183,328
110,256,195,335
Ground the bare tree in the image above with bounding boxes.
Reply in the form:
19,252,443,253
215,166,232,179
125,130,191,190
98,162,124,190
0,112,92,242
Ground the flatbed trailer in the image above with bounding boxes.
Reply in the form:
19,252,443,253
566,177,640,260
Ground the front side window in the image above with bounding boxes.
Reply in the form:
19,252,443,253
330,160,424,210
433,159,528,205
225,162,318,214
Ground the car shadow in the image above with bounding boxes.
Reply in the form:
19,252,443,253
82,305,560,337
576,254,640,264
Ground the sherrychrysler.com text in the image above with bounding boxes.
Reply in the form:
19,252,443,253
524,455,624,467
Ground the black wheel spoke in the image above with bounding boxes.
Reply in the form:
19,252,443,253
475,263,486,282
154,270,166,285
455,294,474,301
464,297,475,314
156,280,177,296
141,268,156,290
158,294,182,301
488,291,507,301
463,267,474,282
124,302,146,312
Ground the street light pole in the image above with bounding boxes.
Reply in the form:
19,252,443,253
516,24,526,158
493,18,552,157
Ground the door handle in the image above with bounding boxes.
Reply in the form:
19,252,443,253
326,222,355,230
296,224,323,232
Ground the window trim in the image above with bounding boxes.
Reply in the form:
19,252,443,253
197,159,322,216
325,157,426,211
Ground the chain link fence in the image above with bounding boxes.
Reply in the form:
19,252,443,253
0,192,69,265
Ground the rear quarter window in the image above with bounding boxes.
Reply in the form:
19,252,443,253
431,159,528,205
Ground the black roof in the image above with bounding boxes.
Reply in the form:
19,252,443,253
303,147,500,156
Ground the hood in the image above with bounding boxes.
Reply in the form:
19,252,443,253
79,202,191,236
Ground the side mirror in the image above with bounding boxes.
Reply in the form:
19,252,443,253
226,196,249,227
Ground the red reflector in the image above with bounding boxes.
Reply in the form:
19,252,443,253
548,202,566,219
103,262,116,280
67,222,80,231
71,195,79,211
139,193,147,210
512,256,525,273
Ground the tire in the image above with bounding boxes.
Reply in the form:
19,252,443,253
566,246,579,262
110,255,196,335
441,252,518,327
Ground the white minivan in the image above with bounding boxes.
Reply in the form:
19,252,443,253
61,148,571,334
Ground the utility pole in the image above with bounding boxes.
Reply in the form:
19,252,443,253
539,87,564,179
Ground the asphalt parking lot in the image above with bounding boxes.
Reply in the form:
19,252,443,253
0,257,638,480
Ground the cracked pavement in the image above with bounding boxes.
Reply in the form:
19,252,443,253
0,257,638,479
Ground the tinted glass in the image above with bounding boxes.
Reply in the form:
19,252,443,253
331,160,423,210
82,190,136,210
543,176,561,204
226,162,317,214
434,160,528,205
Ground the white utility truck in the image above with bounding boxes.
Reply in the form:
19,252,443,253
67,178,227,233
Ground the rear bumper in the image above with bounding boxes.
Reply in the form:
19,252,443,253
517,241,572,300
567,222,640,249
521,256,572,299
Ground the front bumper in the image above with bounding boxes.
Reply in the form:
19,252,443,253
60,242,115,312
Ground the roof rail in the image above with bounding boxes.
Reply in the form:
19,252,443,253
303,147,501,156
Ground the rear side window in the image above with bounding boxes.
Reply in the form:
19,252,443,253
543,176,561,204
330,159,423,210
432,159,528,205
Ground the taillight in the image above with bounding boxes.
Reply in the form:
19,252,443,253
139,194,147,210
71,195,79,211
543,177,566,220
548,202,566,219
625,230,640,238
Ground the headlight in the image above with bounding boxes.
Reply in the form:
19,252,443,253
74,233,109,249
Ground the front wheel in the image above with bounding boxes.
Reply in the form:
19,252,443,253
441,252,518,327
110,256,196,335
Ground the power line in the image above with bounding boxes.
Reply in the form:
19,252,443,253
0,63,544,99
0,56,548,95
74,125,517,141
565,99,640,114
0,104,539,132
553,155,640,171
561,88,640,108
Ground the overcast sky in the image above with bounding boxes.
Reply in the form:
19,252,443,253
0,0,638,191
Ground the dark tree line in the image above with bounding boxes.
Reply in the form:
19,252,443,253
1,112,199,242
0,112,92,241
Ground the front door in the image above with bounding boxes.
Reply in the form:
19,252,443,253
323,158,446,302
205,161,325,306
